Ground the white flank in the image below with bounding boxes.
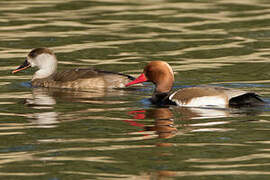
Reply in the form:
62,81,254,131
171,95,227,108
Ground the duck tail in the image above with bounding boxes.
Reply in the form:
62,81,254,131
229,93,265,107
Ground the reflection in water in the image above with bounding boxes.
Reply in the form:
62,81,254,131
0,0,270,179
24,87,133,128
173,106,232,120
25,88,56,107
17,81,261,133
24,88,58,128
33,112,58,128
128,108,177,139
127,106,263,139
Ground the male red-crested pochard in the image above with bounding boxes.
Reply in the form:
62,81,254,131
126,61,265,108
12,48,134,90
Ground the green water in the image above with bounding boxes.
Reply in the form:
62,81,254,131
1,0,270,179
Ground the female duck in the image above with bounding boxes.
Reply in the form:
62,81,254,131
12,48,134,90
126,61,264,108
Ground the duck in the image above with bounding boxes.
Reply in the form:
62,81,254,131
12,48,134,90
125,61,265,108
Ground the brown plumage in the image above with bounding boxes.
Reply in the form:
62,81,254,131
126,61,265,107
13,48,134,90
32,69,133,89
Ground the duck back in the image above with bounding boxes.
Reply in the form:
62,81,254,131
32,68,134,90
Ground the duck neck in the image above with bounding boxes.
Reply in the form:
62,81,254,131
155,80,173,94
152,82,173,105
152,91,169,104
32,54,57,80
33,63,57,81
33,68,56,80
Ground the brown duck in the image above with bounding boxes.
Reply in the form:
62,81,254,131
12,48,134,90
126,61,265,108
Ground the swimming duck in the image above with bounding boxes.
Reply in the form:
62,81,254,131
126,61,265,107
12,48,134,90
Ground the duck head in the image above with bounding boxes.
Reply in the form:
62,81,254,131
126,61,174,93
12,48,57,80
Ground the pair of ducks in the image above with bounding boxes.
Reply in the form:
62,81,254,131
13,48,265,108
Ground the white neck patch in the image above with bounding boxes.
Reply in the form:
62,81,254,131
30,53,57,80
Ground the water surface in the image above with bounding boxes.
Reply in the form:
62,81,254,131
1,0,270,179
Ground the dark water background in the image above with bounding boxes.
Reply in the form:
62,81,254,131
1,0,270,179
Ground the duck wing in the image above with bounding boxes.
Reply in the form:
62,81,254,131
169,86,264,107
53,68,134,82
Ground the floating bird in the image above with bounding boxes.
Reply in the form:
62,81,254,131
12,48,134,90
126,61,265,108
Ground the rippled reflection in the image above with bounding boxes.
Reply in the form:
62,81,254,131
0,0,270,179
22,87,134,127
